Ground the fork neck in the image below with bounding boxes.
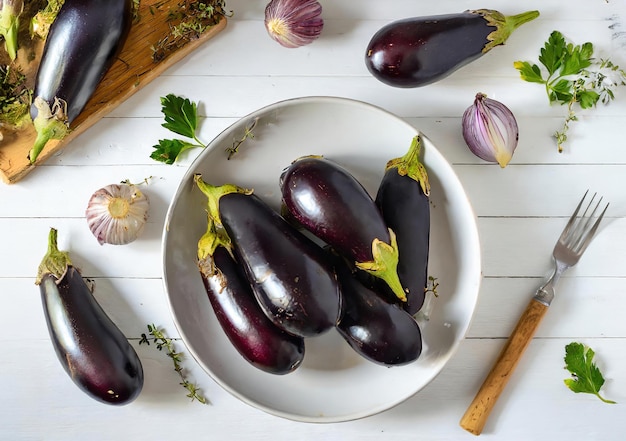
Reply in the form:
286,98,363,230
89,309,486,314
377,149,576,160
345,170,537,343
534,259,570,306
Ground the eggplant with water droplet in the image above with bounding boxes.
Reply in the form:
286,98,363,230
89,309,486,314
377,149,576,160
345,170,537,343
28,0,133,163
333,254,422,366
280,156,407,302
375,135,430,315
197,218,305,374
36,228,143,405
195,175,342,338
365,9,539,88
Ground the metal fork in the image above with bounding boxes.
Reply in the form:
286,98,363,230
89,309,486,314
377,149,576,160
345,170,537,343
460,191,609,436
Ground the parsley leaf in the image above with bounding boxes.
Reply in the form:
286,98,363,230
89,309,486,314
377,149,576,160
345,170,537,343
150,139,199,165
150,94,207,164
564,342,616,404
160,94,198,138
515,30,626,152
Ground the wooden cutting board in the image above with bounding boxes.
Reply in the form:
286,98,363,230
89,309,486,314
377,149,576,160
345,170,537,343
0,0,227,184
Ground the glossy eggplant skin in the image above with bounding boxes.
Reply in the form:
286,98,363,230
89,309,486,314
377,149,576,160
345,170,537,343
219,192,342,338
365,12,491,88
280,156,390,265
375,166,430,315
40,267,143,405
199,246,305,375
31,0,133,123
334,257,422,366
365,10,539,88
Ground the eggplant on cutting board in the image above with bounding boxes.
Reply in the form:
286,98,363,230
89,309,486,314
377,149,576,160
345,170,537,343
29,0,133,163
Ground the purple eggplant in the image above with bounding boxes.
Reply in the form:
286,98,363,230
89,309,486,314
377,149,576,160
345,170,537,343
197,219,305,374
333,254,422,366
29,0,133,163
279,156,406,302
375,135,430,315
36,228,143,405
365,9,539,88
195,176,342,338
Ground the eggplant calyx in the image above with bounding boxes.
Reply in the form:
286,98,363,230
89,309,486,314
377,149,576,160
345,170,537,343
194,174,253,227
472,9,540,53
29,96,70,164
36,227,71,285
355,228,407,302
385,135,430,197
197,214,233,261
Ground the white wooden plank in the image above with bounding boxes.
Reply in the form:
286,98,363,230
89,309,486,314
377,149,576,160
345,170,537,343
479,217,626,277
2,338,624,440
467,276,626,338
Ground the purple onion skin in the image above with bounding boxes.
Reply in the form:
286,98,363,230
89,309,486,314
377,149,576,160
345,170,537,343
219,192,342,338
334,256,422,366
200,246,305,375
264,0,323,48
375,169,430,315
40,267,143,405
280,156,390,264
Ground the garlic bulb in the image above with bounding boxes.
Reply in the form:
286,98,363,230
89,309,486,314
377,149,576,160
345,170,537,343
86,183,150,245
462,93,519,168
264,0,323,48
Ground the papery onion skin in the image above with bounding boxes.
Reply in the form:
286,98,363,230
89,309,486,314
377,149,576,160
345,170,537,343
264,0,323,48
462,93,519,168
86,183,150,245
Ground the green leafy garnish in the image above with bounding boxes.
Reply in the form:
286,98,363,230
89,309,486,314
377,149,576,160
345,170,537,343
563,342,616,404
151,93,258,164
139,324,209,405
514,30,626,152
150,94,207,164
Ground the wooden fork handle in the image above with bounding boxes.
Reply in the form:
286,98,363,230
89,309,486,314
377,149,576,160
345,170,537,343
459,298,549,436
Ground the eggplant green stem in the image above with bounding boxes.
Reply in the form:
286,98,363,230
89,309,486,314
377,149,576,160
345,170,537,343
355,229,407,302
29,96,70,164
385,135,430,197
197,214,231,261
475,9,540,53
36,228,71,285
193,174,253,226
0,1,21,60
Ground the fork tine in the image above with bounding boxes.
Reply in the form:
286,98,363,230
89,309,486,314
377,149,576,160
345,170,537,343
574,201,609,255
559,190,589,243
568,193,600,249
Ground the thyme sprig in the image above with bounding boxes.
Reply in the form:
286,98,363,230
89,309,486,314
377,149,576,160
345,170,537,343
139,323,209,405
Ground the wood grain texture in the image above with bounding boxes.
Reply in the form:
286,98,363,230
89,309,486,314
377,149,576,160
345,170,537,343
460,298,549,435
0,0,226,184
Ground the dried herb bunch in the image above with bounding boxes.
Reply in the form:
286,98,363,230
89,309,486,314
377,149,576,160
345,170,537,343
0,64,30,127
151,0,227,62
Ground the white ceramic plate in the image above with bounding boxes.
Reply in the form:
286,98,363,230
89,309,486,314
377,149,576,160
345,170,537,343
162,96,481,423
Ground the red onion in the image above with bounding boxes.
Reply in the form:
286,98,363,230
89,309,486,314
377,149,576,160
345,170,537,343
264,0,324,48
462,93,519,168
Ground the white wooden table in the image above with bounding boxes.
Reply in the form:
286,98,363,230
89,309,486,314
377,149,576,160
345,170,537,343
2,1,626,439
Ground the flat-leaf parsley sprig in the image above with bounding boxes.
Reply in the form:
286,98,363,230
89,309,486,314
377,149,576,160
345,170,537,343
150,94,257,164
563,342,616,404
151,94,206,164
139,323,209,404
514,30,626,152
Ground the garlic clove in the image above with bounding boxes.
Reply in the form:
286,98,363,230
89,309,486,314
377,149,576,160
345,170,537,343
264,0,324,48
462,93,519,168
86,183,150,245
